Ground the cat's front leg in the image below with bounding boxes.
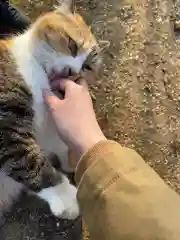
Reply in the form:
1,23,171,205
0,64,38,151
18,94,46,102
3,150,79,220
37,174,80,220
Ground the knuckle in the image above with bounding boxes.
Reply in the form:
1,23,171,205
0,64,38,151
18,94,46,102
78,85,86,93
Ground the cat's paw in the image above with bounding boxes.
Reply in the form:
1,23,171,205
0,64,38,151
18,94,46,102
37,176,79,220
49,192,79,220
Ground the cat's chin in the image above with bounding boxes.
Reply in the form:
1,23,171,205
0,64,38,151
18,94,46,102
48,69,65,83
47,70,82,99
47,68,81,86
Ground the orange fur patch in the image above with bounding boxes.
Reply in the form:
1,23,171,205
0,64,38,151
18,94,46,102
32,11,97,55
0,40,12,50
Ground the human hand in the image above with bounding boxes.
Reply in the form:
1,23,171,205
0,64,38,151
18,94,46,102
43,78,106,160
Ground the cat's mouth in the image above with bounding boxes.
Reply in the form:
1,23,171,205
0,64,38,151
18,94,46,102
48,68,81,95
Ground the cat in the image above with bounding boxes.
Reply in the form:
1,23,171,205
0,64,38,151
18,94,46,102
0,0,109,220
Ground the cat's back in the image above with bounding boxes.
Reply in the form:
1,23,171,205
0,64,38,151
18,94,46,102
0,40,18,82
0,40,26,92
0,40,30,99
0,40,31,113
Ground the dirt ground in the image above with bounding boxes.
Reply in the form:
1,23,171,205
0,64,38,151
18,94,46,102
12,0,180,239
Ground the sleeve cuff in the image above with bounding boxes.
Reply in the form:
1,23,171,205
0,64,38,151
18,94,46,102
75,140,121,185
75,140,166,206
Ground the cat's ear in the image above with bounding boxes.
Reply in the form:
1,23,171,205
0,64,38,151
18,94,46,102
99,40,110,52
56,0,75,14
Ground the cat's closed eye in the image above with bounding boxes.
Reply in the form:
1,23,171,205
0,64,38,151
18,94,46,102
68,38,78,57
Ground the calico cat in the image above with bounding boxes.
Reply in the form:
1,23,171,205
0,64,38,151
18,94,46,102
0,0,108,220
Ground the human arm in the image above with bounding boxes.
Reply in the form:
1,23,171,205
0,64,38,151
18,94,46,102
43,78,180,240
76,140,180,240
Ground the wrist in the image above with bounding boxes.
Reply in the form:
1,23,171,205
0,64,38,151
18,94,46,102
68,134,106,170
75,132,107,160
75,139,111,184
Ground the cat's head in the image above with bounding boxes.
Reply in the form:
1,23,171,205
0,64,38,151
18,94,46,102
31,0,109,79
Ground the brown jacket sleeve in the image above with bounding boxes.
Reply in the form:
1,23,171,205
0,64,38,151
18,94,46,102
75,140,180,240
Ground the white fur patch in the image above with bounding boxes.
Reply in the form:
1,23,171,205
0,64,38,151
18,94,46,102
9,32,80,220
10,31,88,172
37,175,79,220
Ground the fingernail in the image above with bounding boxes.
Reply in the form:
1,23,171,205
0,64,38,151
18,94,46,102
42,88,51,98
42,88,51,93
42,88,48,91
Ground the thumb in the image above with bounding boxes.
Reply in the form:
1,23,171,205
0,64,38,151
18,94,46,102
76,77,89,90
51,79,77,94
42,89,62,111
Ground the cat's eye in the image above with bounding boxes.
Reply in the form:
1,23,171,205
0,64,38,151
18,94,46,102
68,38,78,57
91,46,98,55
82,63,92,71
92,50,98,57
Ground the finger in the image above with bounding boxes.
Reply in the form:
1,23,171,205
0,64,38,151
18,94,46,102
52,79,79,98
50,78,73,90
50,79,67,90
76,77,89,90
42,89,63,111
50,81,64,99
53,90,64,100
69,74,81,82
81,70,96,84
50,78,75,90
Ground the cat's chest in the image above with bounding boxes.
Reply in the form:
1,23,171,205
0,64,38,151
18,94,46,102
10,44,69,167
12,53,50,126
35,113,58,147
34,111,69,169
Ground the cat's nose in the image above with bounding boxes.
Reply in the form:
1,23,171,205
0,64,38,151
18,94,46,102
68,68,72,76
68,68,77,76
62,67,76,77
